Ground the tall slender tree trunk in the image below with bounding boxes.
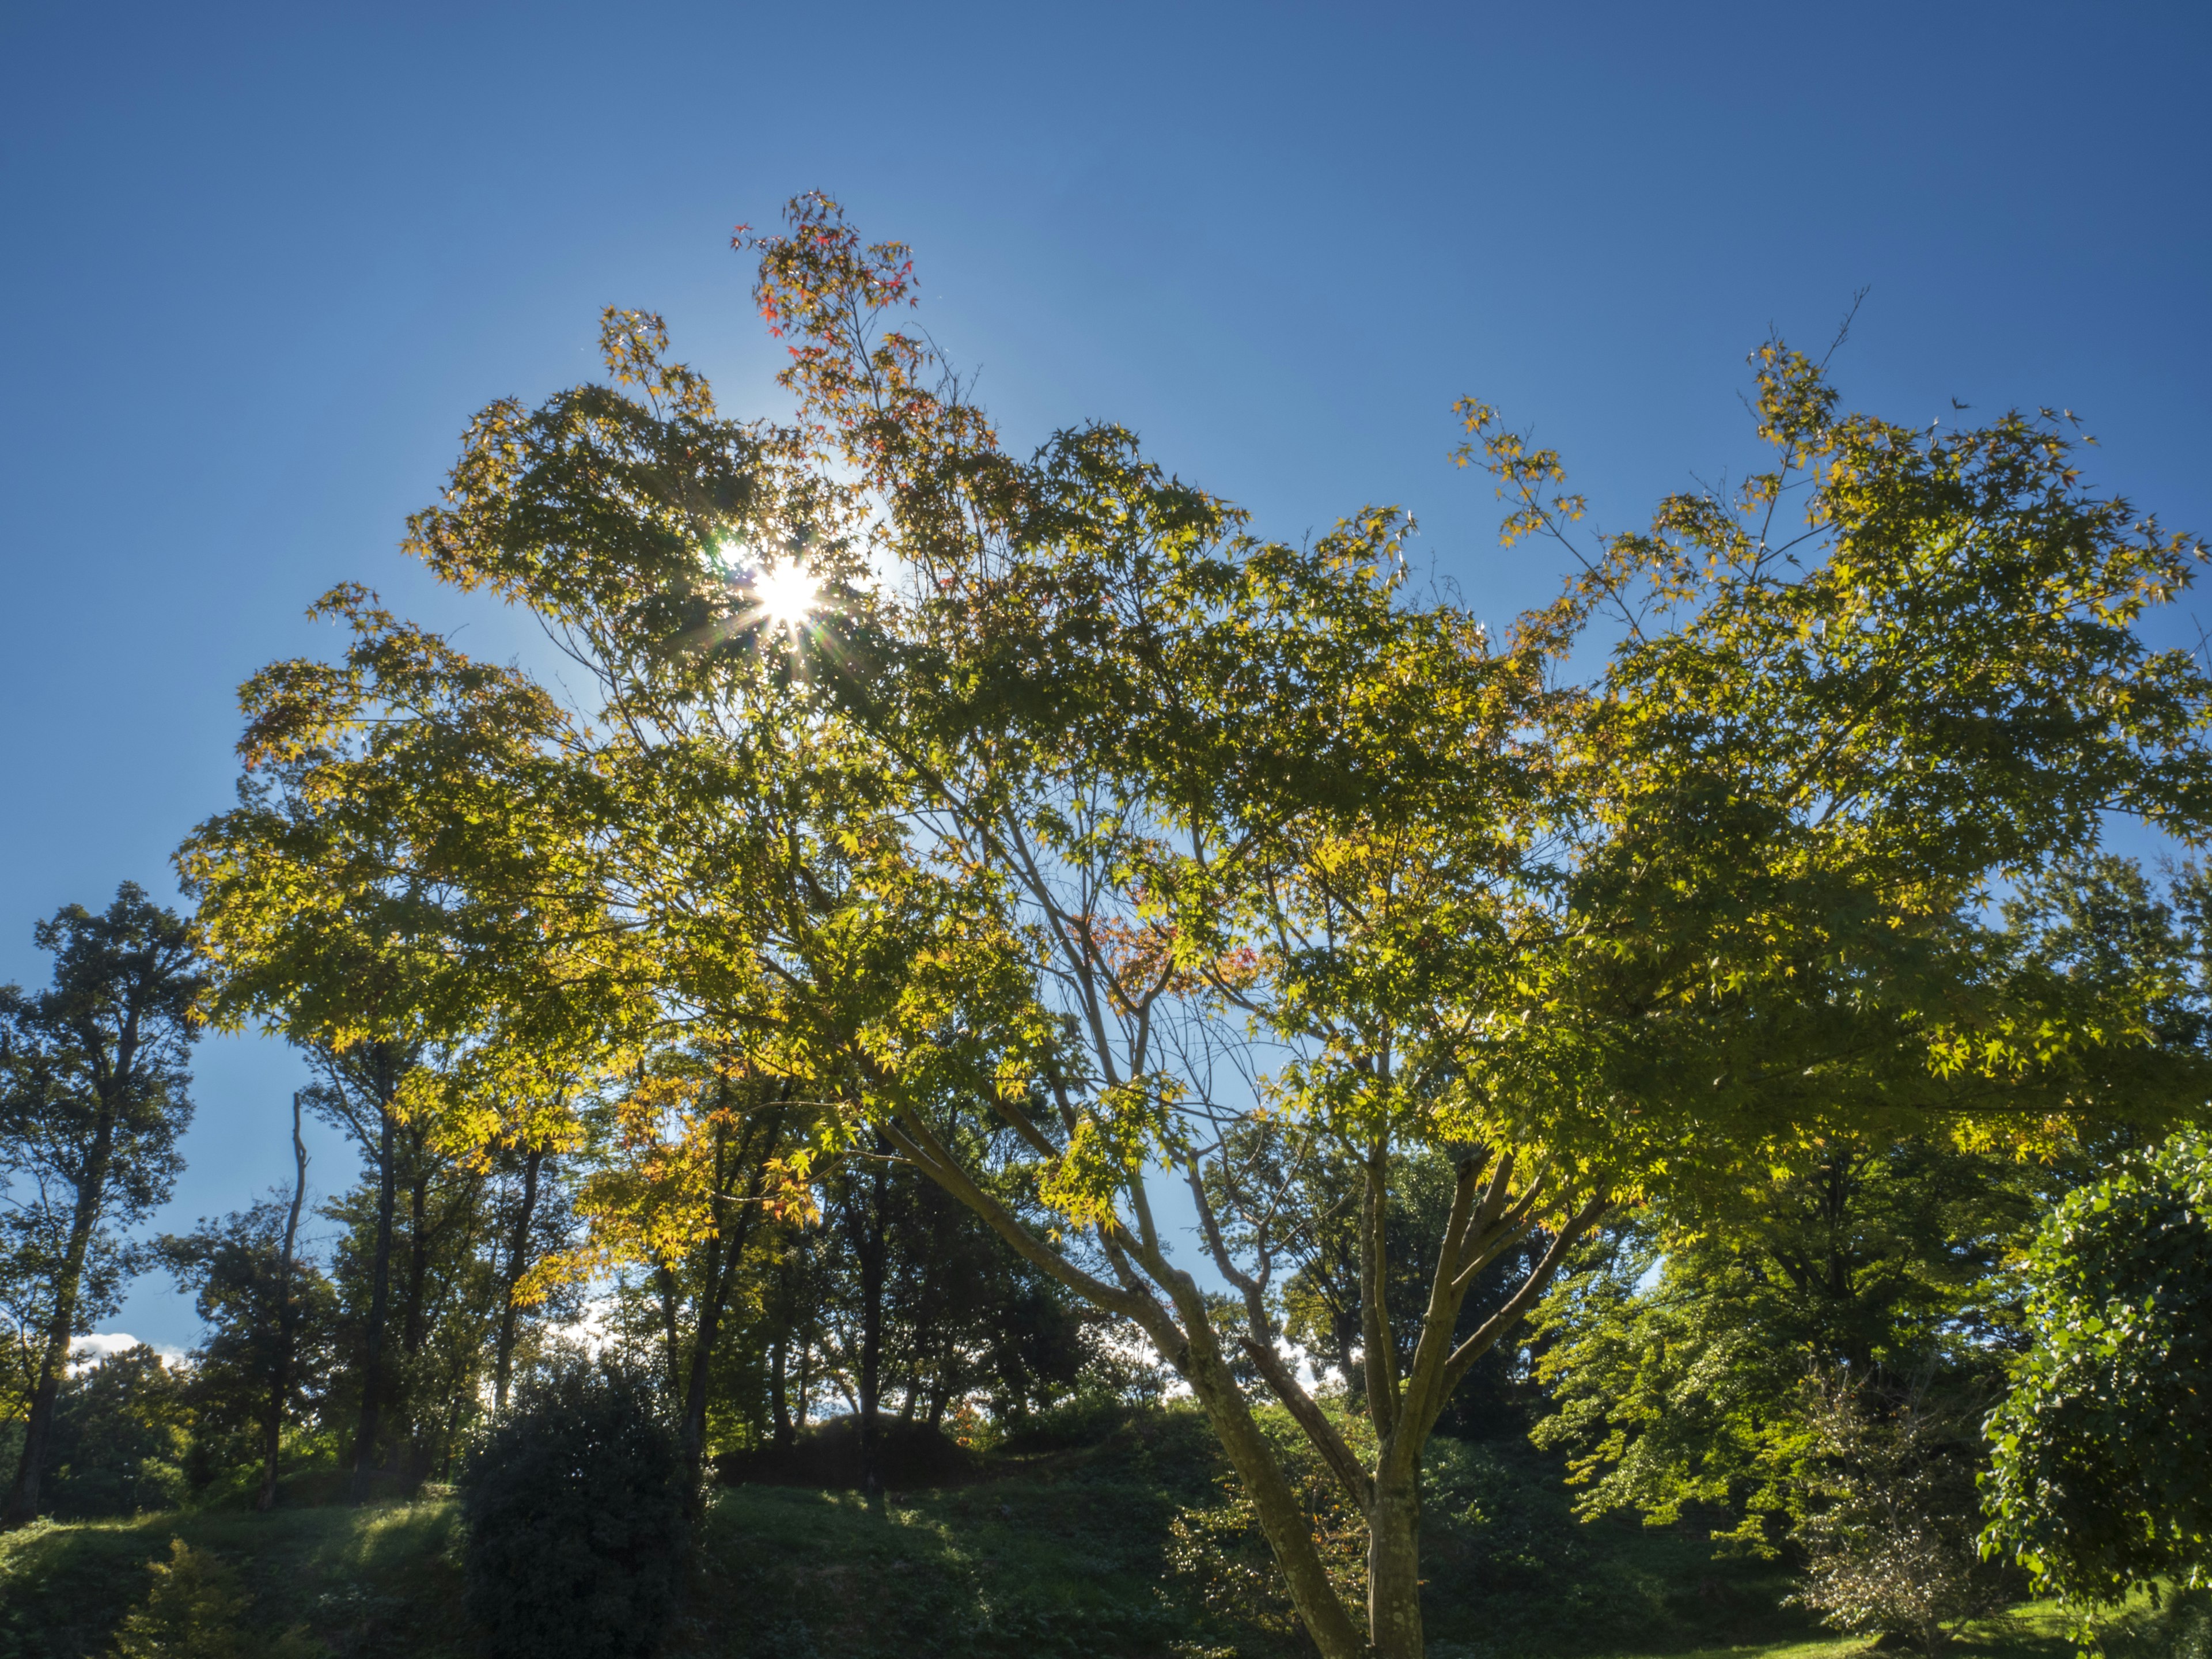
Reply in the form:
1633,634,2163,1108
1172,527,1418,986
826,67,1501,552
397,1159,433,1486
394,1136,465,1491
849,1143,889,1507
491,1146,543,1416
350,1082,399,1506
654,1263,683,1399
682,1100,773,1481
794,1328,813,1437
768,1319,793,1451
259,1092,308,1512
2,1119,115,1528
681,1230,730,1479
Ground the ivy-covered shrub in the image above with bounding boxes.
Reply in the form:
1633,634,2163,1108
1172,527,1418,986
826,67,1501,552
460,1364,691,1659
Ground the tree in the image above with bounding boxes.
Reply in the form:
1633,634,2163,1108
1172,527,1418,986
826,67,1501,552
577,1056,796,1482
1529,1134,2046,1548
0,883,202,1528
1793,1372,2012,1657
1982,1129,2212,1626
178,581,657,1496
37,1343,192,1517
722,198,2212,1654
176,600,592,1499
294,1044,449,1495
157,1157,337,1511
197,194,2212,1656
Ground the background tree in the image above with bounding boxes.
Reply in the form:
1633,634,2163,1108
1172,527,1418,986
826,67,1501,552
580,1057,797,1483
878,1160,1092,1432
304,1047,457,1493
0,883,202,1528
157,1192,337,1510
483,1135,584,1417
177,595,581,1499
1272,1138,1549,1440
1529,1134,2046,1549
1982,1128,2212,1631
1791,1373,2013,1657
34,1343,192,1518
1529,853,2211,1564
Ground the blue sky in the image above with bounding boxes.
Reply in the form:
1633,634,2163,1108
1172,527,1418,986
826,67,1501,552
3,1,2207,1351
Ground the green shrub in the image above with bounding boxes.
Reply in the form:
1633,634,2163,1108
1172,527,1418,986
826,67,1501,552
459,1365,690,1659
1983,1130,2212,1625
109,1538,319,1659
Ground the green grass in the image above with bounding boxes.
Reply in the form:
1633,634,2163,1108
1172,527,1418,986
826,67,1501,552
0,1498,467,1659
0,1412,2179,1659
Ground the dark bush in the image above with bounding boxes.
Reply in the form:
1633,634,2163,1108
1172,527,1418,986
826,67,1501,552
717,1413,980,1490
460,1363,690,1659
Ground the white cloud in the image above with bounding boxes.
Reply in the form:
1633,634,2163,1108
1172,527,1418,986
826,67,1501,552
69,1333,187,1373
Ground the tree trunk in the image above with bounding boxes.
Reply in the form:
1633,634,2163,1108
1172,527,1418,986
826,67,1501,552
655,1262,683,1400
1367,1459,1425,1659
680,1105,761,1482
680,1226,729,1479
260,1091,308,1512
794,1330,813,1437
400,1161,432,1363
769,1317,793,1451
396,1150,442,1504
1179,1323,1369,1659
350,1085,399,1505
2,1117,115,1528
491,1146,543,1415
851,1147,888,1506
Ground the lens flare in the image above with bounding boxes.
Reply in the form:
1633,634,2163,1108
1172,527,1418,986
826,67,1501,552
753,559,820,631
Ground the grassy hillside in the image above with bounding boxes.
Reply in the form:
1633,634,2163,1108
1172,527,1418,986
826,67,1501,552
0,1407,2156,1659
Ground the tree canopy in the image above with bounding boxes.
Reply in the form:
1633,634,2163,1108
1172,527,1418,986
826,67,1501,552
166,194,2212,1656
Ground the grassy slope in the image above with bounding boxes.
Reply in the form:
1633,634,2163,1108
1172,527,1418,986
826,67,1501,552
0,1411,2121,1659
0,1501,467,1659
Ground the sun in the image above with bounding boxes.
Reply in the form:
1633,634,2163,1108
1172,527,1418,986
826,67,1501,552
752,558,821,632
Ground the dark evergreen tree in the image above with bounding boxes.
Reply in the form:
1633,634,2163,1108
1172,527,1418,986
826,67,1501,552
0,884,202,1527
